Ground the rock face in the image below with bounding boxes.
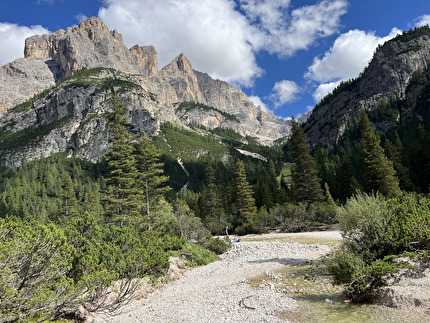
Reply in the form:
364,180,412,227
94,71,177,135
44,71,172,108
304,27,430,148
0,17,290,166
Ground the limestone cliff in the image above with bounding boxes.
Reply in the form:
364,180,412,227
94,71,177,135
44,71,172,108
304,27,430,148
0,17,290,166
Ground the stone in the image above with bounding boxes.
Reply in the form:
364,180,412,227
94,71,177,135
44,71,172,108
304,28,430,148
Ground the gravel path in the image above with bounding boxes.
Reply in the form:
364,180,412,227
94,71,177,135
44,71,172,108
95,230,341,323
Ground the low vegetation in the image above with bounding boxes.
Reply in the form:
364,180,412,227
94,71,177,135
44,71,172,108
325,192,430,302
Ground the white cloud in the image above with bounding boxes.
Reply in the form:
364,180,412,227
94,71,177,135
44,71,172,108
415,14,430,27
99,0,348,87
306,28,401,83
306,27,400,102
76,14,89,23
99,0,261,87
0,23,50,66
312,81,340,102
249,95,271,113
271,80,300,107
240,0,348,56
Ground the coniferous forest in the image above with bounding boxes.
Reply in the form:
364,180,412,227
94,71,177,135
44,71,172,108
1,57,430,320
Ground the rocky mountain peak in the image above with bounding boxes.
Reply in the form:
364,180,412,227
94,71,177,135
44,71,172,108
129,45,158,77
74,16,109,33
162,53,193,75
0,17,292,166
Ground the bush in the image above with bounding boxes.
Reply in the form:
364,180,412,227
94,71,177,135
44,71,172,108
270,202,309,232
0,217,77,322
181,243,217,267
336,191,391,261
204,236,231,255
386,193,430,252
326,248,365,285
347,259,397,302
330,192,430,302
307,201,337,225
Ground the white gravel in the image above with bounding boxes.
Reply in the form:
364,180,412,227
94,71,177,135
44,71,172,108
95,231,340,323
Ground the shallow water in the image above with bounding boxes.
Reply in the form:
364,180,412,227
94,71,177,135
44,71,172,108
249,265,429,323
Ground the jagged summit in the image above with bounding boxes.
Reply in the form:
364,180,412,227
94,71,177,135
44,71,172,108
162,53,193,74
0,17,290,166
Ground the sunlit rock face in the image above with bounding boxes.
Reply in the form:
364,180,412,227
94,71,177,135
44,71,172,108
0,17,290,166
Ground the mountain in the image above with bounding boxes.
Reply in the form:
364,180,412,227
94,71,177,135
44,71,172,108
304,26,430,149
0,17,290,166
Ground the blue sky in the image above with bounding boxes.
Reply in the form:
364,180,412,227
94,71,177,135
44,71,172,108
1,0,430,119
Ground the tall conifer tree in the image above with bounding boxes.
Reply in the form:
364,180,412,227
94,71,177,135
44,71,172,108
384,132,415,192
135,132,170,229
60,173,78,217
200,165,225,232
232,159,257,226
103,93,138,224
289,118,324,203
360,110,402,197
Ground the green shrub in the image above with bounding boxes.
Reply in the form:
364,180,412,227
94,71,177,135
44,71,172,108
347,259,397,302
386,193,430,252
0,217,77,322
204,236,231,255
181,243,217,266
336,191,391,261
270,202,309,232
307,201,337,224
326,249,366,285
163,234,186,251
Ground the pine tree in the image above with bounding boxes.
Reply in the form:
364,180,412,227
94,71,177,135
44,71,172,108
289,118,324,203
384,132,415,192
232,159,257,226
103,93,138,224
360,110,402,197
416,125,430,193
337,148,359,201
59,173,78,217
134,132,170,229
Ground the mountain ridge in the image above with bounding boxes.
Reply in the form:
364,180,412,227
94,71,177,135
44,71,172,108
0,17,290,166
304,26,430,148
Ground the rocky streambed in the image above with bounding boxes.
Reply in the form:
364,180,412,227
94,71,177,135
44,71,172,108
94,230,429,322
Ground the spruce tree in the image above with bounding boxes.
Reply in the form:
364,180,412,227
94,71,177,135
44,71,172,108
337,148,360,201
59,172,78,217
417,125,430,193
232,159,257,226
360,110,402,197
200,165,225,233
384,132,415,192
289,118,324,203
103,93,138,224
135,132,170,229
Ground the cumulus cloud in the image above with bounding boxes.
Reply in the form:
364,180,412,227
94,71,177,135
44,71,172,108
0,23,50,66
249,95,271,113
415,14,430,27
99,0,348,87
99,0,261,86
306,27,401,102
312,81,340,102
271,80,300,107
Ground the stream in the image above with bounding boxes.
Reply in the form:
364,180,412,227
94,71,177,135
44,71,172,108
250,265,429,323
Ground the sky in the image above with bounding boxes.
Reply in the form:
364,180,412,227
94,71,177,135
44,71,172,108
0,1,430,119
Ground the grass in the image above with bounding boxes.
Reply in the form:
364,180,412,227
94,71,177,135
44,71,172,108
277,162,293,185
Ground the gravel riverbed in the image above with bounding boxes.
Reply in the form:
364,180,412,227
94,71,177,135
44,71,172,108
95,231,342,323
